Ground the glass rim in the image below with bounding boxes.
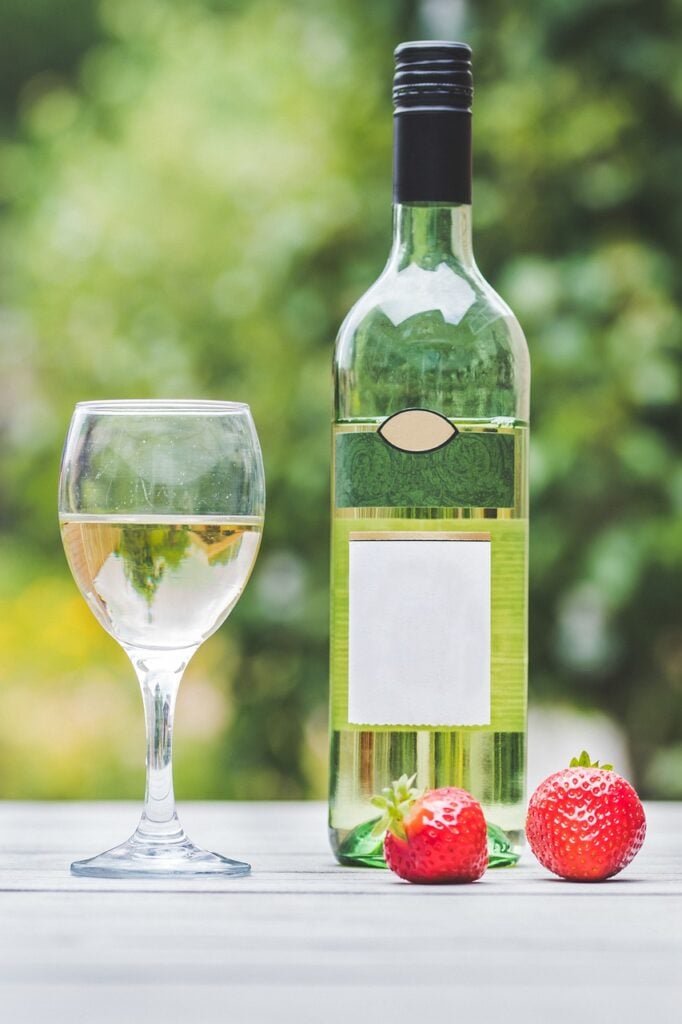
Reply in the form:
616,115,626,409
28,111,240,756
74,399,251,415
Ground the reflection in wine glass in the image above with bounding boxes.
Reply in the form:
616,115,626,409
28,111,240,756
59,400,265,877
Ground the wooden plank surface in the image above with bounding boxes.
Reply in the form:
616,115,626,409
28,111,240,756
0,801,680,1023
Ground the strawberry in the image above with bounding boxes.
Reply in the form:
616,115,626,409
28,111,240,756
526,751,646,882
371,775,488,884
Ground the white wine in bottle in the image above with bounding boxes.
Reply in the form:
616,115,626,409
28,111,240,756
328,42,530,866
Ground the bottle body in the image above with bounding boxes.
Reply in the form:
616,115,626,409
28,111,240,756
328,203,530,865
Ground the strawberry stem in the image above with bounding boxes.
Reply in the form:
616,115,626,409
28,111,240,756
569,750,614,771
370,774,421,841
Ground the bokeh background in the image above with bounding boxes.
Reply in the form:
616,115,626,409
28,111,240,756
0,0,679,800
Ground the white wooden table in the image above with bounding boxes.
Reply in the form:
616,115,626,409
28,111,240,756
1,802,680,1023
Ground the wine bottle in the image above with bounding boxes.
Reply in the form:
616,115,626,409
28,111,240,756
328,41,530,866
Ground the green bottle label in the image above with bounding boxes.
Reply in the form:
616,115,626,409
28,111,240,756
335,429,515,509
330,516,527,733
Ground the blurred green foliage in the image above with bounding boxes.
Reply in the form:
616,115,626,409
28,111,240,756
0,0,679,799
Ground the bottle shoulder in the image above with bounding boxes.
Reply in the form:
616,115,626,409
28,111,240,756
334,261,530,421
335,261,527,356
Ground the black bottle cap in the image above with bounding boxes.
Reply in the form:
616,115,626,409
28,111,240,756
393,40,473,111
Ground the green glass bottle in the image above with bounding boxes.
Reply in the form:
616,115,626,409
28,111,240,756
328,42,530,866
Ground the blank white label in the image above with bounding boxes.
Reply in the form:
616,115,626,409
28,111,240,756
348,534,491,727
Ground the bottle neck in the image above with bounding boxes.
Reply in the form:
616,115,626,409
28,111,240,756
389,203,474,269
391,105,473,268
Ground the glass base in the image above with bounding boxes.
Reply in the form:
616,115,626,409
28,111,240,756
71,828,251,879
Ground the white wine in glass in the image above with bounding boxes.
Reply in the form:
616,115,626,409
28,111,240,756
59,401,265,878
61,516,262,649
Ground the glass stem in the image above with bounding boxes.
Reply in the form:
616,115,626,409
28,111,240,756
126,646,196,844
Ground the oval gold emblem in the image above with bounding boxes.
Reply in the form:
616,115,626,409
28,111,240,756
378,409,458,453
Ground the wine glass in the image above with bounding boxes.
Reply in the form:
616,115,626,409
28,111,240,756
59,400,265,877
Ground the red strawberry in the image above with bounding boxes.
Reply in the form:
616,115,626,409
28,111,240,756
371,775,488,884
526,751,646,882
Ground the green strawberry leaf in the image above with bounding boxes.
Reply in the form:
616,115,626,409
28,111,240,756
370,774,421,841
337,817,387,868
569,751,614,771
486,821,520,868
